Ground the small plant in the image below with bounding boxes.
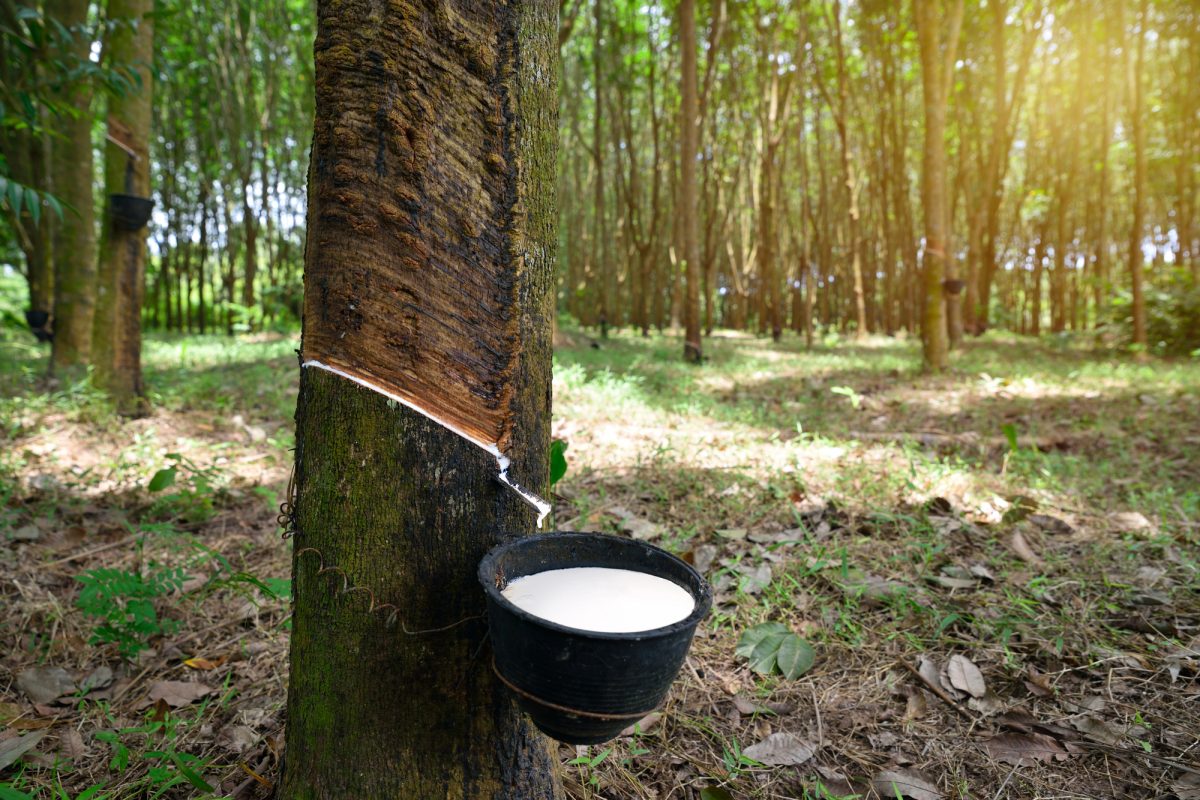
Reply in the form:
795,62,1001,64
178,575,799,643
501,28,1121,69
94,706,218,797
568,745,612,788
146,453,225,523
736,622,815,679
830,385,863,409
550,439,569,487
76,560,189,659
719,738,762,780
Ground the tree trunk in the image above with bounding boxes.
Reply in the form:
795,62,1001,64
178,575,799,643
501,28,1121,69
1127,0,1148,349
89,0,153,414
592,0,608,337
914,0,963,371
277,2,563,798
48,0,97,373
680,0,702,362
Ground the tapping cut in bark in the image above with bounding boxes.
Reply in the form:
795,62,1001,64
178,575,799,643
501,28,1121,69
301,358,550,524
298,1,552,523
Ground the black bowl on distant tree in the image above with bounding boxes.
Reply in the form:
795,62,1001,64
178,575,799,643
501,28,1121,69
109,193,154,231
479,531,711,745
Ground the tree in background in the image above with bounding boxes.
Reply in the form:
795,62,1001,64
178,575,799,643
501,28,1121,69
47,0,96,373
277,0,563,796
1125,0,1148,350
913,0,963,371
92,0,154,414
679,0,702,363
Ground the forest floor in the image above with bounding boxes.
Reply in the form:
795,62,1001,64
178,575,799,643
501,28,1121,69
0,315,1197,799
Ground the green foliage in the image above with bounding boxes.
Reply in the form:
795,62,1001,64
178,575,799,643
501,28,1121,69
94,706,219,798
0,176,62,225
568,746,612,788
146,453,225,523
1108,273,1200,356
1001,423,1019,452
736,622,815,679
549,439,569,487
75,562,188,659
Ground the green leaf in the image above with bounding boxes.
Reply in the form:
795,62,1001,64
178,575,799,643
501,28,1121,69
735,622,786,658
549,439,568,487
169,753,214,793
24,188,39,224
699,788,735,800
748,632,787,675
737,623,814,679
148,467,176,492
0,785,36,800
1001,423,1018,452
775,634,815,679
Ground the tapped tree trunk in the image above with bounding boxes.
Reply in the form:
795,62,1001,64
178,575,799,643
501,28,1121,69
680,0,702,362
277,2,563,798
48,0,97,373
914,0,963,371
92,0,153,414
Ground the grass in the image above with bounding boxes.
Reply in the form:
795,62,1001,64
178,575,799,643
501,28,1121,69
0,303,1197,798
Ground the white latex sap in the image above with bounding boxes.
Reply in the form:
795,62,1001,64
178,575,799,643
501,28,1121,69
501,567,695,633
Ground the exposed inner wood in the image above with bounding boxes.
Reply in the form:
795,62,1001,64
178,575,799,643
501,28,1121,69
300,1,527,453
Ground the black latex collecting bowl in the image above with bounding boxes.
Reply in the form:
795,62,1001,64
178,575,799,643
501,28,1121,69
109,193,154,230
479,531,711,745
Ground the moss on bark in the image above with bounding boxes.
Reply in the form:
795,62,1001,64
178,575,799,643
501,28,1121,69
278,1,561,797
92,0,153,414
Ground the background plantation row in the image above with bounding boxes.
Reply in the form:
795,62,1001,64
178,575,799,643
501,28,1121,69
1,0,1199,798
2,0,1199,379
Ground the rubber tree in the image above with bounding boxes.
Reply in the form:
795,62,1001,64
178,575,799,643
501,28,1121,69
1125,0,1148,350
47,0,97,372
913,0,963,371
276,1,562,798
680,0,702,363
92,0,154,414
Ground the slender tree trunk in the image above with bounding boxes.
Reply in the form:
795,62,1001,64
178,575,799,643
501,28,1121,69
914,0,963,371
592,0,608,337
278,1,562,797
89,0,153,414
1127,0,1148,349
680,0,702,362
48,0,97,373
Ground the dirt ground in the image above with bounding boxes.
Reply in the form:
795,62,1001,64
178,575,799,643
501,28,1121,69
0,328,1197,799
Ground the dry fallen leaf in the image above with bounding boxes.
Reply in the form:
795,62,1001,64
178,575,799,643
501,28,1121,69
733,695,777,717
1010,528,1043,565
0,730,47,771
982,732,1067,765
742,732,817,766
184,656,228,671
58,728,87,761
1070,715,1131,746
619,711,662,736
1029,514,1073,535
1111,511,1152,532
1173,772,1200,800
872,768,943,800
15,667,76,705
146,680,212,708
947,655,987,698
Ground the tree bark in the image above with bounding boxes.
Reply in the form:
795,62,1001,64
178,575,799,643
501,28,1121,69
592,0,609,337
48,0,97,372
680,0,702,362
91,0,153,413
277,1,562,798
914,0,963,371
1126,0,1148,349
